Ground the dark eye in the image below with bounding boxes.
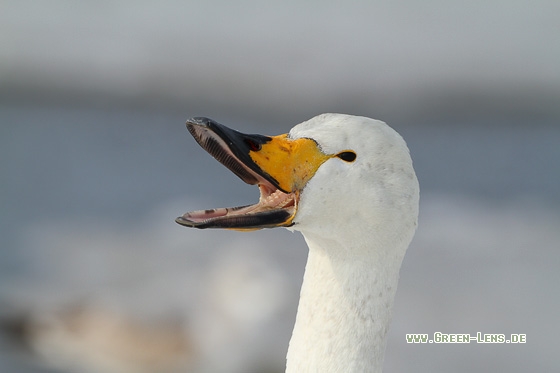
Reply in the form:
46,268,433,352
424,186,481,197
336,151,357,162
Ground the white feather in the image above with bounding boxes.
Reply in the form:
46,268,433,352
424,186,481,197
286,114,419,372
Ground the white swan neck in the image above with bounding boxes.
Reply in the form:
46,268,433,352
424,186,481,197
286,234,402,373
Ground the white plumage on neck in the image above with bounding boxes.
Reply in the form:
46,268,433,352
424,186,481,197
285,114,419,372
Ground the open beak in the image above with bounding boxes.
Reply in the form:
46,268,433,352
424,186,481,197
175,117,330,230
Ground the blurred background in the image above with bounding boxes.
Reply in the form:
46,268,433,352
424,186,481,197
1,1,559,372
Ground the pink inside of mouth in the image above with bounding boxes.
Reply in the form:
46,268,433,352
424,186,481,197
180,182,296,224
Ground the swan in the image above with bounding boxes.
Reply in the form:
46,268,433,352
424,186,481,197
176,113,419,372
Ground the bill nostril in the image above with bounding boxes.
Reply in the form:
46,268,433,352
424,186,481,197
245,138,262,151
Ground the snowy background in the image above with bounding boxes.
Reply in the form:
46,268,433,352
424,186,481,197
1,1,559,372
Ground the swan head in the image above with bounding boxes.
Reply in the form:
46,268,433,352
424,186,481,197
288,114,419,257
176,113,418,256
